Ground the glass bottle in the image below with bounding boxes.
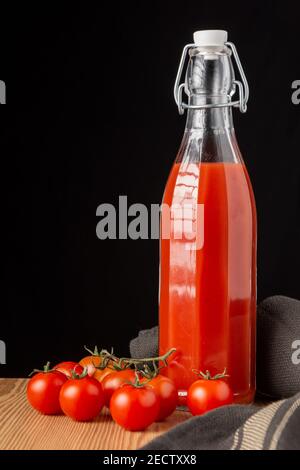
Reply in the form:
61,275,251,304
159,30,256,405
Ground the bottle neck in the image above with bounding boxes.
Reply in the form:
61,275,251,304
185,47,235,131
186,97,234,131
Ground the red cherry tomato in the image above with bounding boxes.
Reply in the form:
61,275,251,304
147,375,177,421
59,376,104,421
53,361,83,378
110,384,159,431
27,369,67,415
101,369,136,407
187,378,233,416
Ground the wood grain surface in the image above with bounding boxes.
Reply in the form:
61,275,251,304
0,379,191,450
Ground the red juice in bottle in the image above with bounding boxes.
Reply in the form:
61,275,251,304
159,30,256,405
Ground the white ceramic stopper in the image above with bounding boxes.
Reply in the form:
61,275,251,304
193,30,228,47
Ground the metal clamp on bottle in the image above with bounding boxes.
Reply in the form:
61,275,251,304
174,31,249,115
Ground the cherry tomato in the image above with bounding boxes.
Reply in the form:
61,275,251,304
187,379,233,416
79,355,114,381
147,375,177,421
59,376,104,421
79,355,102,376
101,369,136,407
93,366,114,383
110,385,159,431
53,361,83,378
27,369,67,415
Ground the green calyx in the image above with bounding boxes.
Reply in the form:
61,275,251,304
29,361,54,377
84,345,102,356
71,367,89,380
192,368,229,380
125,371,150,389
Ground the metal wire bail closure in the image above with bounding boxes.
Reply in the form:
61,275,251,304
174,41,249,115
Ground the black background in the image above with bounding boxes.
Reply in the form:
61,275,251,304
1,1,299,377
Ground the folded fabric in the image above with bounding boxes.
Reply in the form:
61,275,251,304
143,392,300,450
130,296,300,399
130,296,300,450
257,296,300,398
130,326,158,360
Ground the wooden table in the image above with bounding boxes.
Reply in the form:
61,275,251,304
0,379,191,450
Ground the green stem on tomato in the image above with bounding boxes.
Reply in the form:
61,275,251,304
82,346,176,379
29,362,54,376
84,345,101,356
118,347,176,367
96,347,176,380
192,368,229,380
71,367,89,380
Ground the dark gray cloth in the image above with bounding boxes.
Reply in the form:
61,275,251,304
143,393,300,450
130,326,158,359
130,296,300,399
130,296,300,450
257,296,300,398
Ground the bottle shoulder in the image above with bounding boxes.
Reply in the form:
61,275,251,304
175,128,243,164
